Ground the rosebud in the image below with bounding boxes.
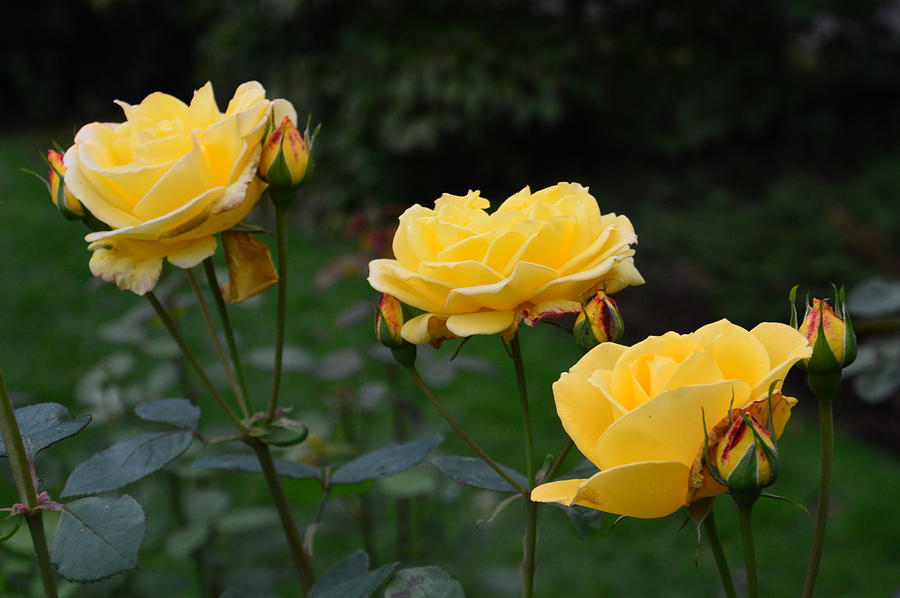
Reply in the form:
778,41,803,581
706,403,779,507
790,285,857,374
375,293,416,367
572,291,624,352
47,149,84,219
259,99,312,192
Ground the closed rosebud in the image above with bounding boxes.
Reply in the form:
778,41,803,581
47,149,84,219
259,99,312,193
790,286,857,374
707,410,779,506
375,293,416,367
573,291,624,352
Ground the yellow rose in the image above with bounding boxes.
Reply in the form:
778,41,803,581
63,81,276,295
367,183,644,344
531,319,811,518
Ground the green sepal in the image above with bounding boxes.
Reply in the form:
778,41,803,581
788,285,799,329
836,284,857,368
391,345,417,368
806,300,842,374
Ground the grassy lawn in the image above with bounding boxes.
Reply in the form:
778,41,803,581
0,133,898,596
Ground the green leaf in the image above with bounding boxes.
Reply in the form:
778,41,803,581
311,550,398,598
193,454,322,481
134,398,200,431
384,566,465,598
0,515,22,543
332,436,442,485
431,456,527,493
61,431,193,497
0,403,91,457
255,417,308,447
50,495,146,582
551,504,605,539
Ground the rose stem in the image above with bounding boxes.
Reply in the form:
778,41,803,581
407,368,529,495
705,508,737,598
802,372,838,598
0,371,58,598
251,439,316,595
148,290,313,594
541,438,574,483
737,504,759,598
509,335,538,598
186,268,250,419
145,292,245,431
203,258,252,413
266,203,290,421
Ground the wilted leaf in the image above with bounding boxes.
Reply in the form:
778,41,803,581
61,431,193,497
51,495,145,582
0,403,91,457
135,399,200,431
311,550,398,598
332,436,442,485
431,456,527,493
193,454,322,481
384,566,465,598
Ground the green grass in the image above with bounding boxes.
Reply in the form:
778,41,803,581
0,133,898,596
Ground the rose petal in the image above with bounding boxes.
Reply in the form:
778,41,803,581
445,311,516,337
595,380,751,470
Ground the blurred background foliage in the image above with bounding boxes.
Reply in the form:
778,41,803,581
1,0,899,594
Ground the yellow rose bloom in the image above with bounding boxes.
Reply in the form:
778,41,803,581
368,183,644,344
531,319,811,518
63,81,276,295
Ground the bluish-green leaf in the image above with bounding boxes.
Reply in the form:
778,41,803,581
134,398,200,431
50,495,145,582
61,431,193,497
551,504,605,539
193,454,322,481
431,456,527,493
311,550,398,598
332,436,442,485
0,403,90,457
384,566,465,598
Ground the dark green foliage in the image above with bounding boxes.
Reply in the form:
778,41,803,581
193,454,322,481
0,403,90,457
331,435,443,484
384,566,465,598
310,550,398,598
134,398,200,431
61,431,194,497
50,495,146,582
431,455,527,493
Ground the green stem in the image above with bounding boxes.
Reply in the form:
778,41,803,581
705,509,736,598
0,372,58,598
509,335,537,598
738,505,758,598
25,514,58,598
186,269,250,419
542,439,574,483
802,381,836,598
267,204,289,421
250,440,315,595
145,292,245,432
408,368,529,496
203,258,253,413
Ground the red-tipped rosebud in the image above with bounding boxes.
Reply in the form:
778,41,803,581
705,398,780,507
375,293,416,367
572,291,624,352
259,99,312,193
47,149,84,219
790,286,857,374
